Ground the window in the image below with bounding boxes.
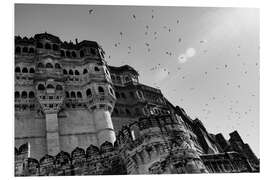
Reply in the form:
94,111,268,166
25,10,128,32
22,67,28,73
52,44,59,51
83,69,88,74
37,42,43,48
129,92,135,98
22,47,28,53
56,85,63,91
37,84,45,90
29,68,35,73
70,91,76,98
94,66,100,72
90,48,96,55
55,63,61,69
45,43,51,49
111,75,115,81
46,84,54,89
61,50,65,57
21,91,27,99
72,51,77,58
75,70,80,75
15,67,20,73
45,63,53,68
63,69,67,74
77,91,82,98
86,89,92,97
69,70,73,75
65,91,69,98
66,51,71,57
15,91,20,99
29,48,34,53
125,76,131,82
29,91,35,98
15,47,21,54
80,50,84,58
98,86,104,94
37,63,44,68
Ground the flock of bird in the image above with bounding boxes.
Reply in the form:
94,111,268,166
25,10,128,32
88,8,259,131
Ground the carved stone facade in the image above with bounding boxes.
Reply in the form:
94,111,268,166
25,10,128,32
14,33,259,176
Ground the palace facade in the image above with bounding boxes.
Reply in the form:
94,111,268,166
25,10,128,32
14,33,259,176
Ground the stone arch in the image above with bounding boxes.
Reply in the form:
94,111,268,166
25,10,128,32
29,47,35,53
37,62,44,68
100,141,114,154
60,50,65,57
63,69,67,74
86,145,100,158
75,70,80,75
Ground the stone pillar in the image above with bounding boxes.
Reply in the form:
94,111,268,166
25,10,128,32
93,109,116,146
45,113,60,155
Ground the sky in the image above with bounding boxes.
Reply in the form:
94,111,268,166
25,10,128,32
15,4,260,157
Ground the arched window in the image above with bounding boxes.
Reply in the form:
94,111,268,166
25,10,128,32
75,70,80,75
22,67,28,73
65,91,69,98
52,44,59,51
125,76,131,82
63,69,67,74
37,42,43,48
15,67,20,73
111,75,115,81
77,92,82,98
86,89,92,97
98,86,104,94
72,51,77,58
15,91,20,98
22,47,28,53
115,92,120,99
21,91,27,99
46,84,54,89
55,63,61,69
29,68,35,73
56,85,63,91
46,63,53,68
83,69,88,74
37,84,45,90
69,70,73,75
37,63,44,68
29,48,34,53
66,51,71,57
29,91,35,98
80,50,84,58
45,43,51,49
61,50,65,57
70,91,76,98
121,92,126,99
94,66,100,72
15,47,21,54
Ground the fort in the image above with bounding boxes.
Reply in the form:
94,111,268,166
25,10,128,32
14,33,259,175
